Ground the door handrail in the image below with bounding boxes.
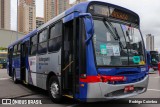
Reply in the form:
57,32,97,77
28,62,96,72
62,61,74,71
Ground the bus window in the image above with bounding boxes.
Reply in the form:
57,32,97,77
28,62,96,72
30,35,37,55
38,29,48,54
93,20,145,66
13,45,17,57
17,44,20,56
93,20,128,66
48,22,62,52
150,51,159,65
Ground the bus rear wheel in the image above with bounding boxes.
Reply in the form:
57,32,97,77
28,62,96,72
12,70,18,84
48,76,62,103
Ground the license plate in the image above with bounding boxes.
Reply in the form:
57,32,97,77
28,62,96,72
124,85,134,92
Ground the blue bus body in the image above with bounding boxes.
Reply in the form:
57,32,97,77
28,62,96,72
8,1,149,102
147,51,159,73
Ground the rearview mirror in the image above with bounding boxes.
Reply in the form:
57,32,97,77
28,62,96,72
79,13,94,44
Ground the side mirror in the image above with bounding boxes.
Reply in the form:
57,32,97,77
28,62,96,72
79,13,94,44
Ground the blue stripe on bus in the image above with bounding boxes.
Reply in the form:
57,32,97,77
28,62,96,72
79,82,87,101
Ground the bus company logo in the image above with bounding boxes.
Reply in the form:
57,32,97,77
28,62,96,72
1,99,43,105
2,99,12,105
39,57,50,62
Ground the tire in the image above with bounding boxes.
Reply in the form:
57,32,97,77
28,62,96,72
48,76,62,103
12,70,18,84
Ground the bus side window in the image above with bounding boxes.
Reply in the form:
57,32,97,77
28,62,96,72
17,44,20,56
38,29,48,54
48,21,62,52
30,35,37,56
13,45,17,57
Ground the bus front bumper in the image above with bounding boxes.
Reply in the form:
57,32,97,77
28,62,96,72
86,75,149,102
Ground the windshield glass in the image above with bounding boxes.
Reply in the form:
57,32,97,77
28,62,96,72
151,53,159,65
93,19,145,66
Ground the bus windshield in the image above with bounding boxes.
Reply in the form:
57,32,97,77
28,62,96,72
93,19,145,66
150,52,159,65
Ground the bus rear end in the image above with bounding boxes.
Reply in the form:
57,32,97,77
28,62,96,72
149,51,159,72
79,2,149,101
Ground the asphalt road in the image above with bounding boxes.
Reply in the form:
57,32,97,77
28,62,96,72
0,69,160,107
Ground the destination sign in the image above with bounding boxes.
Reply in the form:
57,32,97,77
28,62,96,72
88,4,139,25
110,9,129,21
93,5,110,16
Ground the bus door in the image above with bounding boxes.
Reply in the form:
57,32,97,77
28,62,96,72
8,48,13,76
21,40,29,83
61,18,80,97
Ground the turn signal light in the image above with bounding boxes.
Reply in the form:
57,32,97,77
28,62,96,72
148,66,151,69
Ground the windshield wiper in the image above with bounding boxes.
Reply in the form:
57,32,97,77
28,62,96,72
102,18,118,40
103,18,124,49
126,30,131,42
114,27,124,49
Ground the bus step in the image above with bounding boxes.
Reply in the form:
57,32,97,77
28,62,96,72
23,80,28,85
63,95,73,99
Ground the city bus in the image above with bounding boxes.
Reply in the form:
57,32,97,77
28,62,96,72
0,51,7,69
7,1,149,103
148,51,159,73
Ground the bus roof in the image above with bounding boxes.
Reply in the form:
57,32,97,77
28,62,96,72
8,30,37,48
8,1,140,48
39,1,139,30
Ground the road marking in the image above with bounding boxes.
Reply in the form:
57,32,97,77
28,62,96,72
66,104,78,107
150,76,160,79
0,78,9,80
148,89,160,92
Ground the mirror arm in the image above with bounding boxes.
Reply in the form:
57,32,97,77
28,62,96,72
79,13,94,44
85,34,93,43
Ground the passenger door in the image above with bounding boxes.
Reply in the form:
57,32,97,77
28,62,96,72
21,40,30,83
8,48,13,76
61,18,80,97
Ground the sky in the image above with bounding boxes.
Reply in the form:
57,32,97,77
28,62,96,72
11,0,160,50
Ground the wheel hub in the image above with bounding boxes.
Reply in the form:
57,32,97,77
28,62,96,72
50,82,59,98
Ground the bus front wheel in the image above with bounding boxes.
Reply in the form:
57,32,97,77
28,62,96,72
48,76,62,103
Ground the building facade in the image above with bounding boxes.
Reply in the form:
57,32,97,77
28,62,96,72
0,0,10,30
75,0,87,4
70,0,87,7
44,0,69,23
146,34,154,51
36,17,44,28
18,0,36,34
0,29,24,48
58,0,69,14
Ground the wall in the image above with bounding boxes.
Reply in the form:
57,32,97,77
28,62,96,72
0,29,24,48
